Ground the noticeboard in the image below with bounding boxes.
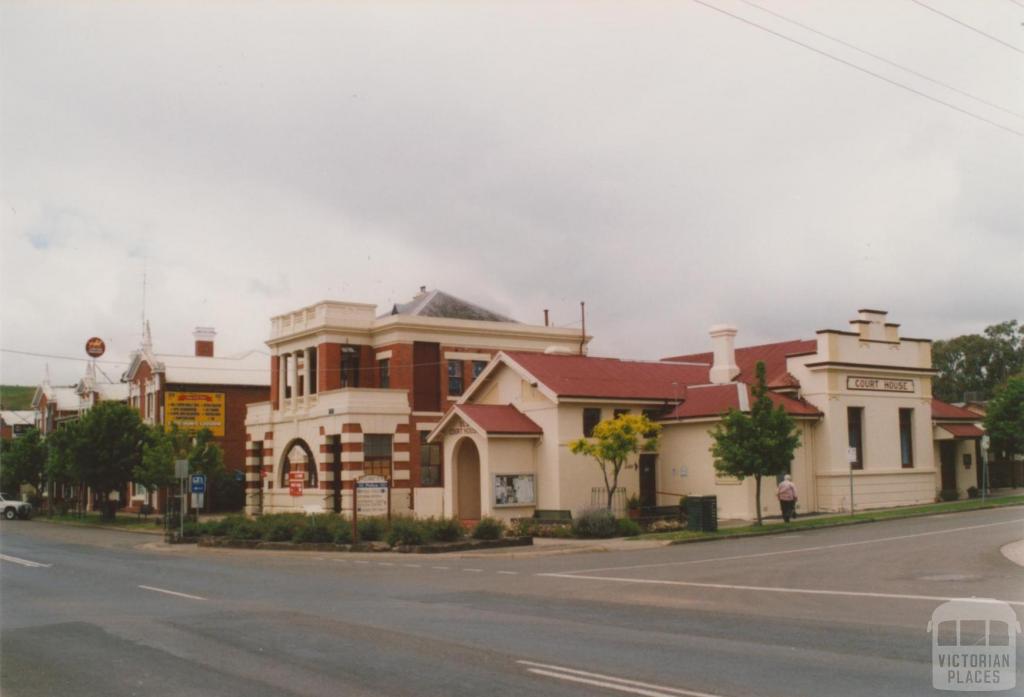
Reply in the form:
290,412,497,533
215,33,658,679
165,392,226,436
289,471,305,497
356,475,389,517
493,474,536,507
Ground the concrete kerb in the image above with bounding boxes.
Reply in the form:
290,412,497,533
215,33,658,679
29,517,164,536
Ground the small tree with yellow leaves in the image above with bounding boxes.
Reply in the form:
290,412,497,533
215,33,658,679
570,413,661,511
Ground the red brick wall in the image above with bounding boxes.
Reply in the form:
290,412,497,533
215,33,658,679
270,355,280,410
194,340,214,357
165,383,270,474
318,342,342,392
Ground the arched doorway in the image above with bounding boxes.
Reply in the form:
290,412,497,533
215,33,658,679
454,438,481,520
279,439,318,488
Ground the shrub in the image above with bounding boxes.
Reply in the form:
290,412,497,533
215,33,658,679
182,520,202,537
472,517,504,540
425,517,464,543
572,508,618,538
387,517,428,547
293,515,336,544
260,513,308,542
939,488,960,502
357,516,387,542
967,486,980,499
333,523,354,545
226,517,262,540
616,517,643,537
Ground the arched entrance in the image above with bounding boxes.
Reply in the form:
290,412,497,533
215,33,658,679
279,439,318,488
454,438,481,520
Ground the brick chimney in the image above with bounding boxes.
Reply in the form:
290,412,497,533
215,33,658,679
709,324,740,385
193,327,216,357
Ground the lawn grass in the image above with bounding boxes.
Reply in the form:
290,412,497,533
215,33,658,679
35,512,164,534
639,494,1024,544
0,385,36,411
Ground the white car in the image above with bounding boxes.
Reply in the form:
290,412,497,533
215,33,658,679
0,492,33,520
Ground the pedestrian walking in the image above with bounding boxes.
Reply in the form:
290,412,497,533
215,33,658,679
777,474,798,523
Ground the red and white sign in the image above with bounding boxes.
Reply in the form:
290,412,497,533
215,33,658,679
288,471,305,497
85,337,106,358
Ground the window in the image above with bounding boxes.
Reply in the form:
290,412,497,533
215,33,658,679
378,359,390,389
448,360,464,396
308,349,317,394
472,360,487,380
419,431,441,486
341,347,360,387
363,434,393,479
847,407,864,469
899,408,914,468
583,408,602,437
613,409,629,419
642,408,662,437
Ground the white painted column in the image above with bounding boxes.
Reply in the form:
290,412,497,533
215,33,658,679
278,353,288,408
289,351,299,405
303,347,313,396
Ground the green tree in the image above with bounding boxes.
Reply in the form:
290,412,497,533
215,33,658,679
45,421,85,511
984,375,1024,465
932,320,1023,402
135,424,191,509
709,361,801,526
75,402,148,519
569,413,660,511
186,428,227,511
0,428,47,496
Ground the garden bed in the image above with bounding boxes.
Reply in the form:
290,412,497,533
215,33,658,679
197,535,532,554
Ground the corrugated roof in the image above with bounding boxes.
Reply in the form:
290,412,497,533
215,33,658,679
932,398,981,421
387,289,516,323
503,351,709,401
157,350,271,387
662,383,821,420
0,411,35,426
456,404,542,435
664,339,817,389
939,423,984,438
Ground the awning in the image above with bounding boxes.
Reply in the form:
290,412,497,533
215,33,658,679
938,423,984,438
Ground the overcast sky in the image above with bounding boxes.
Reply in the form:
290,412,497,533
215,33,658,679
2,0,1022,387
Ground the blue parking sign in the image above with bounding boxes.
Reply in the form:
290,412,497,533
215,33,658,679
190,474,206,494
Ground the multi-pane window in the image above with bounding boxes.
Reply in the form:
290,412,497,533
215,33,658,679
363,434,393,479
341,347,360,387
448,360,464,396
472,360,487,380
379,359,390,389
847,407,864,469
419,431,441,486
583,408,602,437
899,408,914,468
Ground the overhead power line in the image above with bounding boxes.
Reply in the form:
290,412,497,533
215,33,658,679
688,0,1024,138
908,0,1024,55
738,0,1024,120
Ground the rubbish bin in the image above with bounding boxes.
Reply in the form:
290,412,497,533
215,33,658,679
686,496,704,531
700,495,718,533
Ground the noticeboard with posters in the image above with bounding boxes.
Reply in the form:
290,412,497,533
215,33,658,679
164,392,226,436
493,474,535,507
288,471,305,497
356,475,389,516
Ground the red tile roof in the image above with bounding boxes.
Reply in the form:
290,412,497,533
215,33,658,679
663,339,817,389
502,351,709,401
662,383,821,420
938,423,984,438
456,404,542,435
932,398,981,421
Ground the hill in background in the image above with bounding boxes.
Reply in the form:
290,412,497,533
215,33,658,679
0,386,36,411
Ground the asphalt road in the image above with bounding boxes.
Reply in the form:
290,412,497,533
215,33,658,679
2,507,1023,697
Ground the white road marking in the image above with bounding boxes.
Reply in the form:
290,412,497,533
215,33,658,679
377,562,395,566
402,563,422,568
432,565,450,570
138,585,207,601
559,518,1024,575
497,571,519,575
537,573,1024,607
353,560,370,565
0,553,52,568
518,660,726,697
462,568,483,573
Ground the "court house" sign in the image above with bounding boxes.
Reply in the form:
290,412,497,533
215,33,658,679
846,376,915,393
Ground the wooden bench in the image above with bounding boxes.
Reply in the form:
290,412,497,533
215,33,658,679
532,509,572,524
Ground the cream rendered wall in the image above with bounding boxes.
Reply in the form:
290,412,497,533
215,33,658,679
932,437,980,498
658,420,817,521
787,331,936,512
556,405,642,515
485,438,538,523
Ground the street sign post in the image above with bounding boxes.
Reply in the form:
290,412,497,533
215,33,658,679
175,459,189,540
190,474,207,512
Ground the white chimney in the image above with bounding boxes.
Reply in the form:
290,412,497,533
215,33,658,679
709,324,740,384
